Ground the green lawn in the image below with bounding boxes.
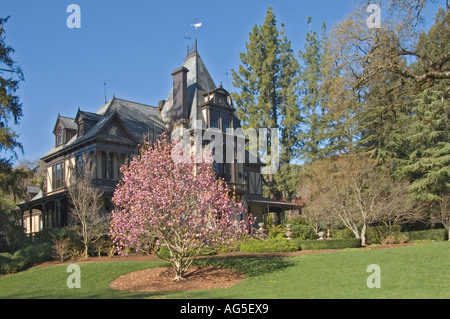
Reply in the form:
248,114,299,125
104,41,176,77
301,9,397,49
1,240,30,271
0,241,449,299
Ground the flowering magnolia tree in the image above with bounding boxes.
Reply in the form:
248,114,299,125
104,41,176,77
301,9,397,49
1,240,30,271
110,135,252,281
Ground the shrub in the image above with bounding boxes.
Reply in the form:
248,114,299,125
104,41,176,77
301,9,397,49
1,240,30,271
239,238,300,253
68,248,85,260
333,228,355,239
297,238,362,250
14,243,52,267
404,229,448,242
268,225,285,239
0,243,54,275
0,253,27,274
366,225,401,245
52,238,72,262
92,236,116,257
379,234,408,245
290,224,316,240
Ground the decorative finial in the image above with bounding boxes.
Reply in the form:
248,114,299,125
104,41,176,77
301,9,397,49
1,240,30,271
190,18,202,52
104,80,107,104
185,33,192,55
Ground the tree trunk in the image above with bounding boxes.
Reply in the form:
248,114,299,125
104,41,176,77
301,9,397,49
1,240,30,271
172,259,185,281
361,224,367,246
83,244,89,259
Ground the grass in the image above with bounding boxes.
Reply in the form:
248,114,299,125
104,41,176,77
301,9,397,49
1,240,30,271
0,241,449,299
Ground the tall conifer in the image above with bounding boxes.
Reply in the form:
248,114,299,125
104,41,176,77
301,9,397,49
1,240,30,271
231,7,299,198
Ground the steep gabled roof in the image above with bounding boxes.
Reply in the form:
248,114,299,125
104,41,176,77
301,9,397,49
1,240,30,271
52,115,77,134
162,50,216,129
75,110,101,123
101,97,165,142
42,97,165,161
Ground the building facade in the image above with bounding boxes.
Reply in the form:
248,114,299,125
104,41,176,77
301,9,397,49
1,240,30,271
19,46,299,235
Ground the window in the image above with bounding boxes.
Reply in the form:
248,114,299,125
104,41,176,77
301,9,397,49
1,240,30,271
77,123,83,137
222,115,230,132
52,162,65,190
101,151,108,179
75,155,83,173
210,111,218,128
213,162,220,178
56,128,64,146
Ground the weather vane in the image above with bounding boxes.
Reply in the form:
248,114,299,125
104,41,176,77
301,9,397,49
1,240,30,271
190,18,202,40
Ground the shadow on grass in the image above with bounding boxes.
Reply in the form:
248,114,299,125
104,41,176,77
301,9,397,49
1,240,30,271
195,255,296,277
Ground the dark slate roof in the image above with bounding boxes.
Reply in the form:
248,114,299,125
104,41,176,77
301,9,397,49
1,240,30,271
162,51,216,129
42,97,165,160
53,115,77,134
104,98,165,142
76,110,102,122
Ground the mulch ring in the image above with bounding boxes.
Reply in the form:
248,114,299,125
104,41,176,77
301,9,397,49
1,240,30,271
109,265,245,292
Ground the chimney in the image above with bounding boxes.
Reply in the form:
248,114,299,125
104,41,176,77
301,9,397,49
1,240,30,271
158,100,165,111
171,66,189,124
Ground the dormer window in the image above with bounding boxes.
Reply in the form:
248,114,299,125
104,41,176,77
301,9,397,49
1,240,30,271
53,116,77,147
75,111,101,138
56,128,64,146
77,122,83,137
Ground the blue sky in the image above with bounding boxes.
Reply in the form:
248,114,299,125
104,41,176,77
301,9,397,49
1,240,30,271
1,0,444,163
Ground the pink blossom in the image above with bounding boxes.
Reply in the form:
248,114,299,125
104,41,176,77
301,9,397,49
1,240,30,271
109,134,253,280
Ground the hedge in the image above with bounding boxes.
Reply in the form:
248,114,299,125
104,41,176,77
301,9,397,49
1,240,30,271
404,229,448,242
297,238,362,250
333,227,448,244
0,243,53,275
239,238,300,253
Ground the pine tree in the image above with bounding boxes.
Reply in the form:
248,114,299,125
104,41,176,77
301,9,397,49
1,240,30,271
0,16,24,164
0,16,26,251
278,23,301,165
297,19,328,162
231,7,299,198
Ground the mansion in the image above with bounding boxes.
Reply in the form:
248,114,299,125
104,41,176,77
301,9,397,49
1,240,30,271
19,44,300,235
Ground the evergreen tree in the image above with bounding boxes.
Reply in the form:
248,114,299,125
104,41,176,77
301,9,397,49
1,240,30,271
0,16,24,164
400,85,449,202
231,7,299,198
0,16,25,251
363,8,450,204
400,8,449,202
297,19,328,162
278,23,301,165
